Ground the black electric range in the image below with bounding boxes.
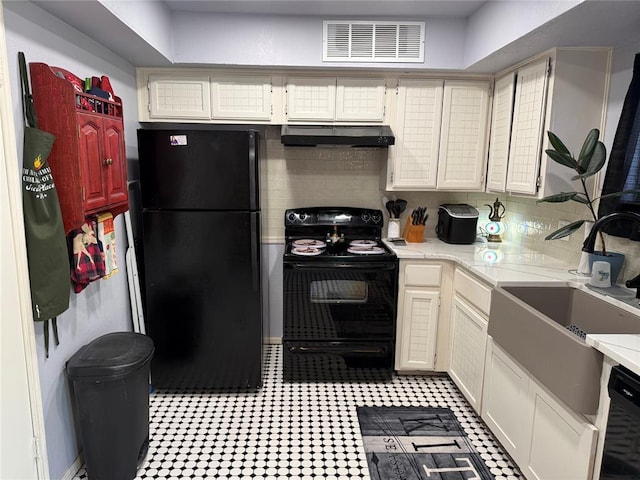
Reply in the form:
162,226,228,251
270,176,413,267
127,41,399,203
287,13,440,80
282,207,398,382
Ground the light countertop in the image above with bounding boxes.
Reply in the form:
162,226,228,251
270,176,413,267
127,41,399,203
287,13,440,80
384,236,640,374
383,237,588,287
586,335,640,377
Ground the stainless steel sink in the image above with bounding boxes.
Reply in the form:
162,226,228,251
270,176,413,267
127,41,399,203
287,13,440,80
489,286,640,415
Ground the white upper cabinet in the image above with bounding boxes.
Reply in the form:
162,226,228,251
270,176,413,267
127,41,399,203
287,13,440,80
211,75,272,121
148,74,212,120
437,80,491,191
485,48,611,198
386,79,490,191
141,70,275,123
486,72,516,192
386,79,444,190
285,76,336,121
505,58,550,195
335,77,386,121
285,76,386,122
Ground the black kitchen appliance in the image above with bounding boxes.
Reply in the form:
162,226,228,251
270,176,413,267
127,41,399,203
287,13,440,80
600,365,640,478
282,207,398,382
137,128,262,390
436,204,479,244
280,125,395,147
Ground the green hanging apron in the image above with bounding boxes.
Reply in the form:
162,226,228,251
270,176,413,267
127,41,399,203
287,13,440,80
19,52,70,357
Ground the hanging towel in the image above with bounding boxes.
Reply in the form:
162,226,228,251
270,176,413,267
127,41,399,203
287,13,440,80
96,212,118,278
69,221,106,293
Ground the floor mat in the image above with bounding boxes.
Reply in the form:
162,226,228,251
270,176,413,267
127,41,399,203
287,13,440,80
358,406,495,480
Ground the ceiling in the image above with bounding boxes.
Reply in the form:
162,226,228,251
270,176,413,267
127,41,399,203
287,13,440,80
21,0,640,72
162,0,487,17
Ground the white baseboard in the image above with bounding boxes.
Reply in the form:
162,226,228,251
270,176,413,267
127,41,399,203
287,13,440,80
60,454,83,480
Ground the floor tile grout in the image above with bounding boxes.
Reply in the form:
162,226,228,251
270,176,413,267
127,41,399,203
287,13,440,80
73,344,522,480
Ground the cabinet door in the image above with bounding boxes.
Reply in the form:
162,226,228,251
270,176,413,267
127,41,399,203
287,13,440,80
523,379,598,480
211,75,272,121
389,79,443,189
148,74,211,120
481,338,530,464
506,58,550,195
449,296,488,412
335,77,386,121
102,118,128,207
486,72,515,192
437,80,491,191
286,77,336,121
78,114,108,213
396,288,439,371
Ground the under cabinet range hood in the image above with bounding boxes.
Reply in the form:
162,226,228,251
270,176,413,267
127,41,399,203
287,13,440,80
280,125,395,147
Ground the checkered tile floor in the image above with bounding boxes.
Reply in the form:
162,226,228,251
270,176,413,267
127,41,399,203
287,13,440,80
73,344,522,479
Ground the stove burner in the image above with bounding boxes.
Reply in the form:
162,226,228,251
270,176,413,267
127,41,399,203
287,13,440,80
350,239,378,247
293,239,326,248
347,246,385,255
291,247,323,256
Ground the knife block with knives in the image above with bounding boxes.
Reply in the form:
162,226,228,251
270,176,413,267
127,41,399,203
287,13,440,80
404,207,428,243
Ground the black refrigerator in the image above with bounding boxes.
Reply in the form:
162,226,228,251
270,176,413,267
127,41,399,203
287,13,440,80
137,128,262,390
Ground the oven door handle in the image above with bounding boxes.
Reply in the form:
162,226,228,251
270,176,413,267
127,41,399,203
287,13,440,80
285,262,397,271
288,344,389,356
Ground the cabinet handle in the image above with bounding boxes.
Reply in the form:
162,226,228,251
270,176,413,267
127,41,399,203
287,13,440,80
104,158,113,166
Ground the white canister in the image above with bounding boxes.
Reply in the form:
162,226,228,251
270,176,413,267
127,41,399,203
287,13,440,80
387,219,400,239
590,261,611,288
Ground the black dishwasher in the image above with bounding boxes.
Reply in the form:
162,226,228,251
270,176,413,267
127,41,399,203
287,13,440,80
600,365,640,478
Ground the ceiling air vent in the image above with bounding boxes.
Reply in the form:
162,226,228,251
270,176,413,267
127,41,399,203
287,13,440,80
323,21,424,63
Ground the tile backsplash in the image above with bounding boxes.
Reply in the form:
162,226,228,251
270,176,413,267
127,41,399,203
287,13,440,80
446,191,640,283
260,126,640,283
260,126,386,239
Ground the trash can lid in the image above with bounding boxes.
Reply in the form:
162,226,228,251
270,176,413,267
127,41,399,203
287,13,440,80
67,332,154,380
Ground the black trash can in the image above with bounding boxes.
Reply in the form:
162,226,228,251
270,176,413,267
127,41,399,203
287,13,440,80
67,332,154,480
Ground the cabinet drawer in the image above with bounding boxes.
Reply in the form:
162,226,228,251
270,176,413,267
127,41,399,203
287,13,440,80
454,269,491,315
404,264,442,287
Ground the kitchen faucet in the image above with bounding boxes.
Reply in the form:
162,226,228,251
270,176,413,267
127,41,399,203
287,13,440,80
582,212,640,298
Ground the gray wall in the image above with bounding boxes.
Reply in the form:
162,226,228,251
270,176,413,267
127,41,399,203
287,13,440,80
171,12,468,69
4,3,138,479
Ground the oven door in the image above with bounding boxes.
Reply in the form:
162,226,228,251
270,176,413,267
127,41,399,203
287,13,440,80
283,260,398,381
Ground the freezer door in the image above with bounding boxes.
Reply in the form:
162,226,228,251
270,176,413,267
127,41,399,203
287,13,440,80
142,210,262,389
137,129,259,211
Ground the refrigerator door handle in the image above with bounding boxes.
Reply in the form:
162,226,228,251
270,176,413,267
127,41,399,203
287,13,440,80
251,213,260,291
248,131,258,210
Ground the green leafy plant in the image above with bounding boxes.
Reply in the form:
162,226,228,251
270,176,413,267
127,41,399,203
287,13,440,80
537,129,640,255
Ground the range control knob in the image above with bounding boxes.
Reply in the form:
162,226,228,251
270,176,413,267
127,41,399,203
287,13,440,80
361,212,371,223
299,213,307,222
287,213,297,222
371,213,382,224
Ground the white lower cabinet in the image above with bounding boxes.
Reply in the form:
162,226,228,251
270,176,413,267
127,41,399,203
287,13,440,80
482,337,531,461
395,261,453,372
482,338,598,480
397,288,440,370
448,268,491,412
449,296,488,412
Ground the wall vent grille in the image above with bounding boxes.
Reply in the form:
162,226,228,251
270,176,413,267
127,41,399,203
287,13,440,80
323,21,425,63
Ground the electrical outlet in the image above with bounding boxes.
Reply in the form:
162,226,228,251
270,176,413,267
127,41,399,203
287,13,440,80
557,220,571,241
